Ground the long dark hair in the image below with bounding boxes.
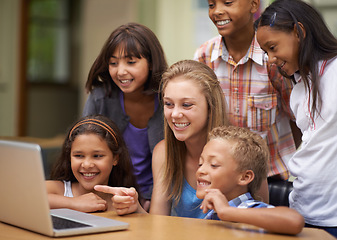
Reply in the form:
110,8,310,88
258,0,337,118
85,22,167,96
50,115,138,190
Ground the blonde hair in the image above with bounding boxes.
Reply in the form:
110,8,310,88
160,60,228,203
209,126,269,199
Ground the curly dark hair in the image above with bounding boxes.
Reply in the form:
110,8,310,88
50,115,138,190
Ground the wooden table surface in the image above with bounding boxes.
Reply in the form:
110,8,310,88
0,211,335,240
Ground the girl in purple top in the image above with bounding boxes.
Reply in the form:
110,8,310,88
83,23,168,210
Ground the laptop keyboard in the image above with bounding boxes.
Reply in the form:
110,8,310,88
52,215,91,230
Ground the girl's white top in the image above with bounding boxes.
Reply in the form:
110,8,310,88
289,57,337,226
63,181,74,197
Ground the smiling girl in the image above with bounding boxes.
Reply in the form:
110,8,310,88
150,60,229,218
46,115,138,213
95,60,229,217
83,23,168,210
256,0,337,237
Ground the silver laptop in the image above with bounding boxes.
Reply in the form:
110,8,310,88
0,140,129,237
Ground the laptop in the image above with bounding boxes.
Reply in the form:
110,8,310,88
0,140,129,237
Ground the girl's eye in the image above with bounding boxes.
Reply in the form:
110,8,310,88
183,103,193,108
93,154,104,158
211,164,220,168
73,154,83,158
109,61,117,66
164,101,173,107
224,1,233,6
126,56,138,64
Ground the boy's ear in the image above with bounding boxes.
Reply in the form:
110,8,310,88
250,0,260,14
238,170,254,186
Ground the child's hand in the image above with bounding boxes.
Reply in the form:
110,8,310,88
72,192,107,212
94,185,139,215
200,189,229,213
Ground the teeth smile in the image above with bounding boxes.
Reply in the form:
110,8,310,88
120,79,132,84
174,123,190,128
198,181,210,186
82,173,97,177
217,20,230,26
280,61,285,68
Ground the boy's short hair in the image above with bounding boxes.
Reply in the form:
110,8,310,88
209,126,269,199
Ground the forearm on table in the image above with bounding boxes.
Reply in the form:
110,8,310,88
217,206,304,235
48,194,74,209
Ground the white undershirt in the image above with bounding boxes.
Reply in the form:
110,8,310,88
63,181,74,197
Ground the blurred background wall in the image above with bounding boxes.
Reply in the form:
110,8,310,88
1,0,336,139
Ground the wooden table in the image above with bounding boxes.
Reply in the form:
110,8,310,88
0,212,335,240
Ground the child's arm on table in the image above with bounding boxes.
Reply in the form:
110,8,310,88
46,180,107,213
201,189,304,235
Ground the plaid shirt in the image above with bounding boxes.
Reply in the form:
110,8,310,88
194,35,296,178
205,192,274,220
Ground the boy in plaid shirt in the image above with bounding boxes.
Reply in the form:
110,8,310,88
196,126,303,235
